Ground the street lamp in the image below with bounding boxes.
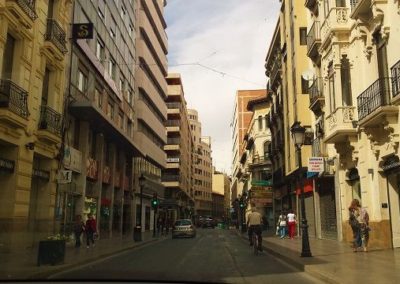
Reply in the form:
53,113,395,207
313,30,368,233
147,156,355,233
134,174,145,242
290,121,312,257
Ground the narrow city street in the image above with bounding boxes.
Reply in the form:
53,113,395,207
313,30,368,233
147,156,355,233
50,229,321,283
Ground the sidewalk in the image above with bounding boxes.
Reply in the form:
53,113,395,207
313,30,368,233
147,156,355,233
240,230,400,284
0,231,165,280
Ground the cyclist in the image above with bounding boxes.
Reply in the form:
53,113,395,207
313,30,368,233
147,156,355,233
246,205,263,251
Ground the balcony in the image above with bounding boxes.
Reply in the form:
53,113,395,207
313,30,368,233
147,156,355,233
37,105,62,143
0,79,29,128
307,21,321,61
44,19,67,56
320,8,350,48
305,0,318,12
2,0,38,29
309,77,324,114
165,119,180,132
162,174,180,187
250,156,271,168
350,0,374,19
392,60,400,100
357,77,398,127
324,106,357,143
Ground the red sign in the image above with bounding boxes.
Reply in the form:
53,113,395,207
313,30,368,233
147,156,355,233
296,179,314,195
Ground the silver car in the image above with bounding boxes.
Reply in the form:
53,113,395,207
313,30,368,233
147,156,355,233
172,219,196,238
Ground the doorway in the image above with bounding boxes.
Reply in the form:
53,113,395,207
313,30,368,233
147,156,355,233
388,173,400,248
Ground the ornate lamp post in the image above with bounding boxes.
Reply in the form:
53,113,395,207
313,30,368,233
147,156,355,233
290,121,312,257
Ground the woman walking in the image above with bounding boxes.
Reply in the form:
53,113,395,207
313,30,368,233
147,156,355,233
277,211,287,239
349,199,370,252
287,210,297,239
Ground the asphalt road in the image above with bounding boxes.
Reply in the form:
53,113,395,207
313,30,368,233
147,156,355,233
51,229,322,283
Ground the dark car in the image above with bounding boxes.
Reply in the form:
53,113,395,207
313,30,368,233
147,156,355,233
202,217,215,228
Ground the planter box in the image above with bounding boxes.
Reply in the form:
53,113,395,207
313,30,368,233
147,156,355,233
37,240,66,266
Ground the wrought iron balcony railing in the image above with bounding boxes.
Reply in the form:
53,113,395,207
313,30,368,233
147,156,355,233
307,21,321,57
309,77,324,106
14,0,38,20
38,105,62,135
357,77,392,121
0,79,29,118
45,19,67,54
392,60,400,99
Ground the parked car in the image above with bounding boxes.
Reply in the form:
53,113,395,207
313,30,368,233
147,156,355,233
172,219,196,238
202,217,215,229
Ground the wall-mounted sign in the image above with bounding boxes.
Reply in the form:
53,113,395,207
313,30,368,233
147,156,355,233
86,158,98,180
72,23,94,39
251,180,272,186
63,146,82,173
0,157,14,173
33,169,50,181
308,157,324,173
57,170,72,184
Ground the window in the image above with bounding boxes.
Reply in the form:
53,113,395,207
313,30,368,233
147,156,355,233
77,68,88,93
119,78,124,92
108,57,116,80
96,38,105,61
119,112,124,129
2,34,15,79
41,67,50,106
127,120,132,137
340,55,352,106
127,88,133,105
299,27,307,46
98,0,105,19
107,101,114,119
301,76,309,94
94,87,103,108
258,116,263,130
129,22,134,37
336,0,346,7
121,5,126,20
110,16,116,39
328,62,336,112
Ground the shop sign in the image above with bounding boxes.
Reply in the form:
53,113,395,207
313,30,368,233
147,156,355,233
167,157,180,163
251,180,272,186
251,198,273,205
382,155,400,172
86,158,98,180
63,146,82,173
308,157,324,173
33,169,50,181
57,170,72,184
0,157,14,173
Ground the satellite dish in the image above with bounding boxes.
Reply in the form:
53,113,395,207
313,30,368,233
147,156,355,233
301,69,315,81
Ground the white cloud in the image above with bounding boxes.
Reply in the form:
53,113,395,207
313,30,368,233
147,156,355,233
165,0,280,174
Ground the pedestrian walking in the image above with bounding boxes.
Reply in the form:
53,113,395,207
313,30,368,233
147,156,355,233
74,215,85,248
349,199,370,252
277,211,287,239
157,216,163,236
85,213,97,248
165,218,171,235
287,210,297,239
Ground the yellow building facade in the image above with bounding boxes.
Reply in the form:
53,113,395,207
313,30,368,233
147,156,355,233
0,0,70,250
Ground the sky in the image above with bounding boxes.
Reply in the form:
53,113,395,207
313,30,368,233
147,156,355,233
165,0,280,174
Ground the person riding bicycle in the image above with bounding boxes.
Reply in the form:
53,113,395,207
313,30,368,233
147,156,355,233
246,205,263,251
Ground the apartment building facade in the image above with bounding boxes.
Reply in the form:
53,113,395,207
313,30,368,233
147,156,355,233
0,0,70,250
240,96,273,224
163,73,194,221
304,0,400,248
230,90,266,203
188,109,213,217
212,170,231,218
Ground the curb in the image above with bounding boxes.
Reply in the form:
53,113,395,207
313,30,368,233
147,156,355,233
28,237,164,280
235,230,340,284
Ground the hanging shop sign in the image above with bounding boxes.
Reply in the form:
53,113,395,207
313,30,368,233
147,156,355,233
0,157,14,173
72,23,94,39
63,146,82,173
86,158,98,180
33,169,50,181
251,180,272,186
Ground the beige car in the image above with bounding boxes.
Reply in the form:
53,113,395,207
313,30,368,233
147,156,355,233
172,219,196,238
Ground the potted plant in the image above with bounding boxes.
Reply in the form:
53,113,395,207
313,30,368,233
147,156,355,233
37,234,69,266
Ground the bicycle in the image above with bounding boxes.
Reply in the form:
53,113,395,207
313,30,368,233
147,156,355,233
251,229,262,255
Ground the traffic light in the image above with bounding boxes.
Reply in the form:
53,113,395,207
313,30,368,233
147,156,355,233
151,193,159,209
239,200,245,208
